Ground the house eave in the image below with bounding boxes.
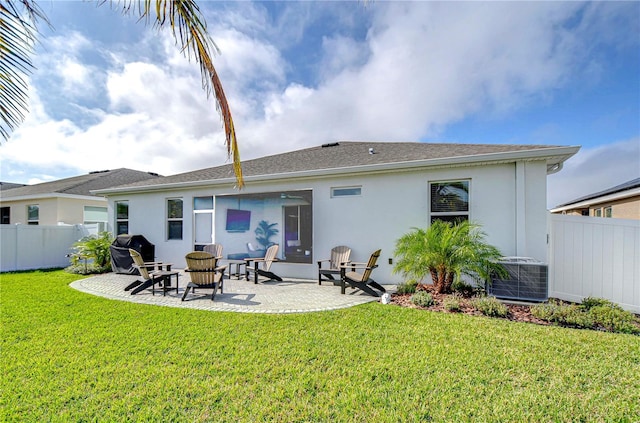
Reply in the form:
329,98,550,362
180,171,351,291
0,193,107,203
94,145,580,195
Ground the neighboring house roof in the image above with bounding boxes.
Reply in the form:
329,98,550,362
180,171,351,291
551,177,640,212
0,182,27,191
0,168,162,201
95,141,580,194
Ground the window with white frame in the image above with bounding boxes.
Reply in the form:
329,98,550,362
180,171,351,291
429,180,469,224
604,206,612,218
115,201,129,235
167,198,183,240
594,208,602,217
331,186,362,198
27,204,39,225
84,206,108,233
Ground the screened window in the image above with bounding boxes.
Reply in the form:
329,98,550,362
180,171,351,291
331,186,362,197
115,201,129,235
167,198,183,240
27,205,39,225
1,207,9,224
604,207,612,218
594,208,602,217
84,206,108,232
430,180,469,224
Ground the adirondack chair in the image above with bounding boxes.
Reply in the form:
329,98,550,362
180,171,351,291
317,245,351,285
127,249,177,295
182,251,227,301
340,249,386,297
203,243,223,259
245,244,282,284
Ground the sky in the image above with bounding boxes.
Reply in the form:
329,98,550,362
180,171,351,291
1,1,638,208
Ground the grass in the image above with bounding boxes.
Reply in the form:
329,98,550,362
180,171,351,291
2,270,639,422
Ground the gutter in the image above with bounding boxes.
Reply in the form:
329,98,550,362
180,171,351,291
94,145,581,195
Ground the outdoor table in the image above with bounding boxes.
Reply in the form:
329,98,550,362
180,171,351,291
223,259,247,280
152,271,179,296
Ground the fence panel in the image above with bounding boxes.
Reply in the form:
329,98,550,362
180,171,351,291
0,225,89,272
548,214,640,313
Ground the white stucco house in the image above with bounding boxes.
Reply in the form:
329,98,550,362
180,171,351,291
95,141,580,285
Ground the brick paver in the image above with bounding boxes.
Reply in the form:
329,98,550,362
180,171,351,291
70,271,391,314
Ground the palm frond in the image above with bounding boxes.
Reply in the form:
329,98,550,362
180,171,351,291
109,0,243,188
0,0,49,141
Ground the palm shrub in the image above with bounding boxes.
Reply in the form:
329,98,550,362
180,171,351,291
254,220,279,249
393,220,507,294
67,232,113,274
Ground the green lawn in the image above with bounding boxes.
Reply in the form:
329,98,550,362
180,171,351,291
2,270,639,422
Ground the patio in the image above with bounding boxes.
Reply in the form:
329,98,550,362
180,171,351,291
71,271,391,313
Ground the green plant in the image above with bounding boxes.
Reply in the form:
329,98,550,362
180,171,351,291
411,291,434,307
66,232,113,274
588,305,640,335
443,294,462,312
451,279,476,297
530,300,590,327
581,296,616,310
471,296,509,318
393,220,507,294
254,220,279,249
396,280,418,295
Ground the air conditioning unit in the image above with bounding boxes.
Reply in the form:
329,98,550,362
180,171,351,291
488,257,548,302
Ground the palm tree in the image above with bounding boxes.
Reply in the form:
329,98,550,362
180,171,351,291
393,220,507,294
0,0,243,187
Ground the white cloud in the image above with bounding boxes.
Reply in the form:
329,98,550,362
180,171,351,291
547,137,640,208
1,1,637,188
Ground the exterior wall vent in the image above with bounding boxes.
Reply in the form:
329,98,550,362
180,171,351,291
488,257,548,302
321,142,340,148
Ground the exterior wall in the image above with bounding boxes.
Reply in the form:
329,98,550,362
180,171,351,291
106,160,549,285
1,197,107,225
589,196,640,220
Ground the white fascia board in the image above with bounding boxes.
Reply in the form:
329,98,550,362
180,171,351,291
550,187,640,212
95,145,581,196
0,193,107,203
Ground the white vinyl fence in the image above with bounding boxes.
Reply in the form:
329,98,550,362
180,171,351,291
548,214,640,313
0,224,89,272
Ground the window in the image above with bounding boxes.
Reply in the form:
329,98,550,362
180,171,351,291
331,186,362,197
167,198,183,240
193,196,214,250
115,201,129,235
84,206,108,233
27,205,39,225
1,207,9,224
594,208,602,217
430,180,469,224
604,207,612,218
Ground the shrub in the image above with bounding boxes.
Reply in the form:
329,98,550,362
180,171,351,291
588,305,640,335
65,232,113,275
411,291,434,308
396,280,418,295
581,296,617,311
471,296,508,318
443,294,462,312
531,300,592,327
451,280,476,297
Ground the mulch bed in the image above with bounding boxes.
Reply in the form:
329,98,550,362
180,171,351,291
390,285,550,326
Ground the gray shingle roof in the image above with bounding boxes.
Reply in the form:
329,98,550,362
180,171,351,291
0,182,27,191
97,141,576,193
0,168,161,199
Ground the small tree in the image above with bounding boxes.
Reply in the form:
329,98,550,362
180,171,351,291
393,220,506,294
